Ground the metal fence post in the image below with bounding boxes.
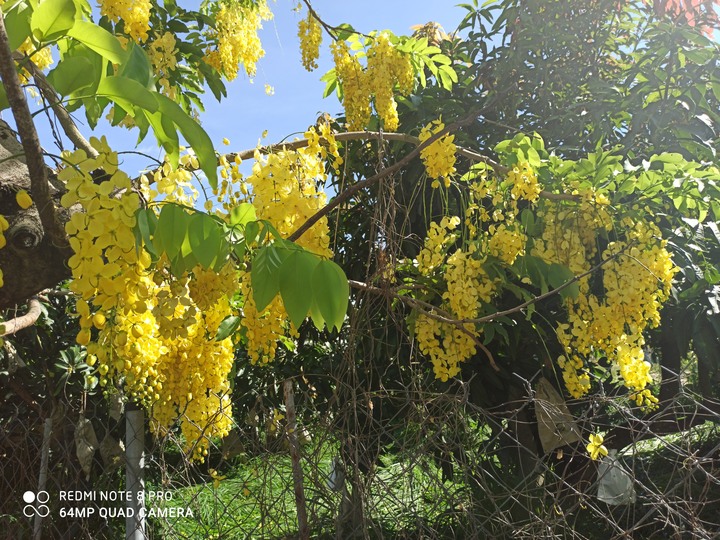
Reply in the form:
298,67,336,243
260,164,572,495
125,404,146,539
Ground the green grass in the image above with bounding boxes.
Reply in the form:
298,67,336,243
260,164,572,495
142,420,720,539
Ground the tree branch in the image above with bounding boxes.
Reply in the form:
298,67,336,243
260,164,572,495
1,297,43,336
15,53,98,158
288,110,482,242
228,130,507,175
226,128,577,244
0,18,67,247
346,244,633,372
348,279,499,371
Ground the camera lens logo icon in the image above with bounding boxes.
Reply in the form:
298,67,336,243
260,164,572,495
23,491,50,518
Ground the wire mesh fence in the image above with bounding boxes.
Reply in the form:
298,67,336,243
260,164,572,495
2,343,720,540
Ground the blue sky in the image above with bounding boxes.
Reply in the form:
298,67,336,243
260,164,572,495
203,1,463,155
23,1,465,175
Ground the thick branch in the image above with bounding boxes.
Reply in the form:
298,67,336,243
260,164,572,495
230,131,507,175
0,17,66,247
1,297,43,336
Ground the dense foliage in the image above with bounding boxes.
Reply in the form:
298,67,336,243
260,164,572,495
1,0,719,473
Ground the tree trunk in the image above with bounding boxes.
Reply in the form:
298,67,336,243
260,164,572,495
0,121,71,309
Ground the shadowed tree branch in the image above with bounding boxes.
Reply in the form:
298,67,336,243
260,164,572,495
1,297,43,336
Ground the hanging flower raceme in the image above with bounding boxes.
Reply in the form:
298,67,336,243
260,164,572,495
298,9,322,71
98,0,152,42
418,119,457,187
204,0,273,80
331,32,415,131
60,138,239,460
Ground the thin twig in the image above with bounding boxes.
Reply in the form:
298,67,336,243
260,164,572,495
346,244,631,371
348,280,499,371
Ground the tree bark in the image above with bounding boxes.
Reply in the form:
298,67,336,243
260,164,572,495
0,121,71,309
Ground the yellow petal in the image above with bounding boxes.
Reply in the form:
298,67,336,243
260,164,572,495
16,190,33,209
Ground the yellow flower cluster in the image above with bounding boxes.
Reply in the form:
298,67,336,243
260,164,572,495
16,38,53,83
587,433,608,460
551,219,676,406
315,120,344,173
507,162,542,203
204,0,273,80
145,266,236,460
239,129,333,363
418,119,457,187
331,33,414,131
413,217,498,380
213,152,246,212
444,247,494,319
239,271,289,365
141,151,199,207
414,315,476,382
366,33,414,131
415,216,461,276
248,132,332,257
99,0,151,42
59,138,142,308
533,203,592,280
60,140,237,460
331,41,371,130
488,223,526,266
298,9,321,71
148,32,178,98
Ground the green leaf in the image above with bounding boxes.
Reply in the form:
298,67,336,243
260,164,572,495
5,4,32,51
251,245,292,312
133,207,158,257
155,94,218,190
67,21,128,64
31,0,76,42
117,41,153,89
229,203,256,226
144,109,179,167
548,263,579,300
97,76,158,114
311,259,349,331
308,297,325,330
215,315,241,341
46,56,94,96
279,250,320,329
244,220,260,245
187,212,224,269
520,208,535,234
232,240,246,262
156,203,190,262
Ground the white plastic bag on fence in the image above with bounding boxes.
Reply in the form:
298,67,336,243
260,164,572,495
327,456,345,492
597,450,636,505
